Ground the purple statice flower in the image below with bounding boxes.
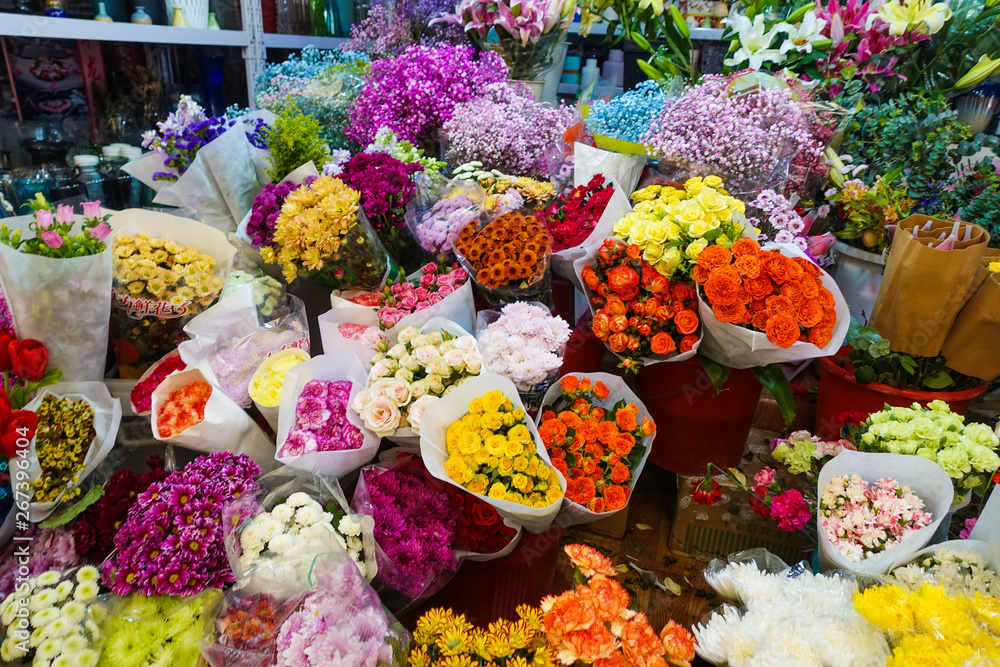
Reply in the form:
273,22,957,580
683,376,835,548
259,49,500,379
280,380,363,457
353,465,459,598
443,82,575,181
101,452,261,597
340,152,423,231
0,527,78,597
346,44,508,150
246,179,299,249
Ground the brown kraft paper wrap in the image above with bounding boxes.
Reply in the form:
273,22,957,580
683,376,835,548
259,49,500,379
941,254,1000,382
867,215,989,357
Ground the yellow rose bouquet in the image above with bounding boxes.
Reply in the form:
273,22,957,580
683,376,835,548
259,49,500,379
614,176,748,280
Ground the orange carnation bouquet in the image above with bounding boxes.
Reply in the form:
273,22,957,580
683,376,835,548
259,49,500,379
454,211,552,306
537,374,655,520
542,543,696,666
694,238,847,367
578,238,701,372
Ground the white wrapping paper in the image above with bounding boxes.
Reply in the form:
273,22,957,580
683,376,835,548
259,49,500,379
150,367,276,470
697,243,850,369
550,180,633,291
574,142,647,195
26,382,122,522
419,373,567,533
275,354,379,478
317,308,382,369
817,450,953,575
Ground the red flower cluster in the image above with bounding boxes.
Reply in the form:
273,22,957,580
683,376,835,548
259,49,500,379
443,484,518,555
157,380,212,437
217,592,303,654
0,387,37,459
535,174,614,252
72,457,168,561
691,478,722,505
130,354,187,413
581,239,700,372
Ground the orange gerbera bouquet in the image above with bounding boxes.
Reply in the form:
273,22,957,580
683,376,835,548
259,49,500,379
537,374,655,516
580,238,701,372
454,211,551,291
542,544,696,667
695,238,837,349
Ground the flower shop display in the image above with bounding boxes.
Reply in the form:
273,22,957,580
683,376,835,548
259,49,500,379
452,162,558,211
0,196,112,382
340,151,426,274
694,239,849,368
346,44,508,151
351,321,481,440
535,174,616,253
155,379,212,437
454,211,553,306
419,374,567,533
351,457,462,608
410,182,485,257
577,238,702,372
816,449,953,573
543,543,697,666
887,548,1000,597
408,604,559,665
108,210,236,378
442,82,576,180
102,451,261,596
273,551,410,667
477,302,571,406
695,556,892,666
101,592,212,667
0,565,103,665
853,582,1000,665
537,373,656,524
203,590,305,667
248,348,310,428
129,353,187,415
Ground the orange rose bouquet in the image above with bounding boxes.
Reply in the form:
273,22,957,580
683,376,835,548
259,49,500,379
542,544,696,667
694,238,848,368
577,237,702,372
536,373,656,523
454,211,552,306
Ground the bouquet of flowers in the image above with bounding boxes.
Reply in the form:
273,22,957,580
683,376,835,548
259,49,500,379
274,551,410,666
410,183,485,256
248,348,309,425
155,379,212,437
203,590,305,667
538,374,656,522
855,401,1000,498
585,79,672,145
409,604,558,665
826,170,916,254
0,528,77,598
340,152,426,274
614,177,748,281
455,211,553,306
129,354,186,414
100,593,212,667
280,380,365,457
543,543,697,666
442,483,520,557
102,452,261,596
366,127,447,186
352,458,462,606
887,548,1000,597
244,179,301,252
748,189,817,254
370,263,471,331
351,323,481,439
258,175,391,291
346,44,508,151
477,302,570,406
442,82,576,180
0,565,104,665
453,162,557,211
535,174,616,252
578,238,702,372
72,457,168,562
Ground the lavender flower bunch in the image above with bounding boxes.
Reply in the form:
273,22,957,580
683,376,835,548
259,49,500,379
346,44,508,151
643,75,822,188
414,193,481,255
354,465,459,600
444,82,575,181
280,380,365,458
102,452,262,597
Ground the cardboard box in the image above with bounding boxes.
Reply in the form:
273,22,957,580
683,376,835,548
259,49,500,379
668,430,812,564
580,504,630,539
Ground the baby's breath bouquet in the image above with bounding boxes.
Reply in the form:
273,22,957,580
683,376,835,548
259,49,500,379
258,175,393,291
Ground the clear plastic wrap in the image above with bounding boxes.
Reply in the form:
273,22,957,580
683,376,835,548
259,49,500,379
100,592,219,667
201,584,308,667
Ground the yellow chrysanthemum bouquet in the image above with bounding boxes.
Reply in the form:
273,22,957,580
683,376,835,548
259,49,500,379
259,174,392,291
418,375,566,532
614,176,748,279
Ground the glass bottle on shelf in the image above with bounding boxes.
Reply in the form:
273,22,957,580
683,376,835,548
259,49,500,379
309,0,329,36
276,0,294,33
49,166,84,203
43,0,67,16
74,155,104,202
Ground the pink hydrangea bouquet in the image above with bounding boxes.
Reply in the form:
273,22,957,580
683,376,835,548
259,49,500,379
820,474,933,562
279,380,365,458
372,263,469,330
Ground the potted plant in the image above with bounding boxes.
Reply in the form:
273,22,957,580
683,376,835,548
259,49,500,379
815,322,988,439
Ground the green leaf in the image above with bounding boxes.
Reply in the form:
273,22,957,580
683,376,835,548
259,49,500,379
632,544,644,553
854,365,876,384
922,371,955,390
753,364,796,427
39,485,104,528
899,355,918,373
698,356,730,395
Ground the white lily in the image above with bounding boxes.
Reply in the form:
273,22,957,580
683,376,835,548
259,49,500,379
723,14,795,70
875,0,952,36
637,0,664,16
789,10,828,53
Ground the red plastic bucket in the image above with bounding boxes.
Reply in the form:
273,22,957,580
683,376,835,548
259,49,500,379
815,347,988,439
559,314,606,377
636,358,762,476
429,527,563,625
551,278,576,327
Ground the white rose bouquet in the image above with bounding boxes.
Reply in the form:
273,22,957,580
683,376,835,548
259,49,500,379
351,323,482,438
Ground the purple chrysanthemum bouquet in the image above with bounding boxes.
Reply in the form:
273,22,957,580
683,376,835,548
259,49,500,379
101,451,261,597
346,44,508,151
245,179,304,250
351,459,460,608
280,380,365,457
443,82,575,180
341,152,427,273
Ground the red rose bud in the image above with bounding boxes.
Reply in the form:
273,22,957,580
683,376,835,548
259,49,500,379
0,333,15,373
9,339,49,381
1,410,37,458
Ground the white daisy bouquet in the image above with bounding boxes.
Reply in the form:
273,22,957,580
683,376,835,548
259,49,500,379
0,565,104,666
